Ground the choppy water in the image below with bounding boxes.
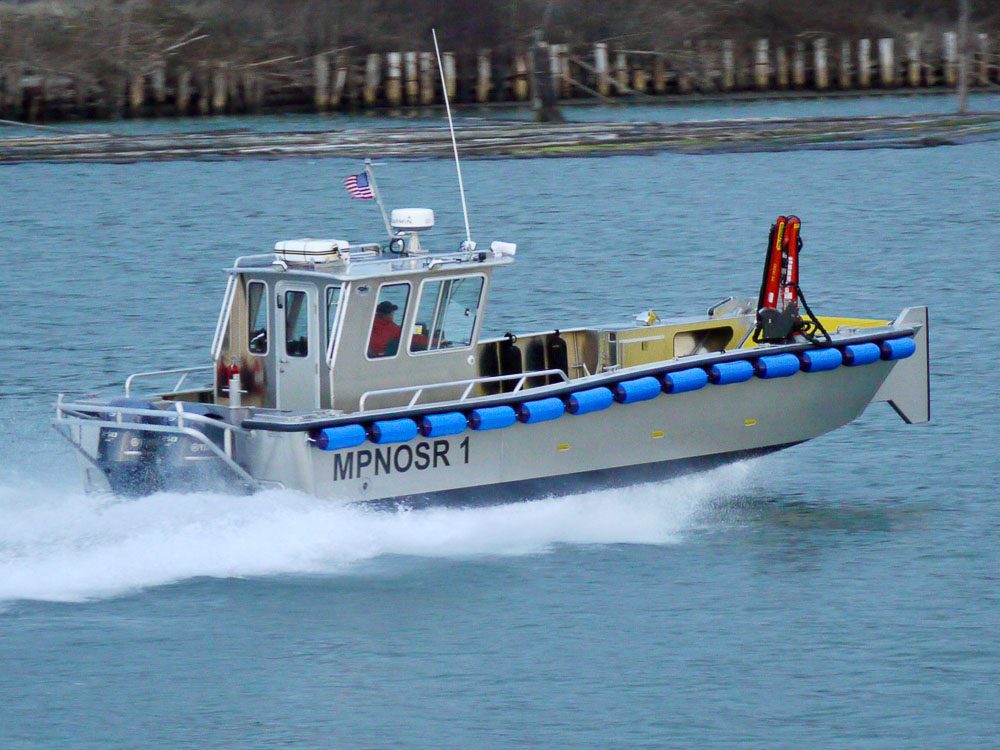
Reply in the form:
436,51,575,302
1,98,998,748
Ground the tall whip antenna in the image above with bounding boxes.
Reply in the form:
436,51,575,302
432,29,472,245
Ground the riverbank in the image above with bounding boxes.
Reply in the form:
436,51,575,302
0,112,996,163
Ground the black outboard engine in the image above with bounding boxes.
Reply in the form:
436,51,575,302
96,398,164,496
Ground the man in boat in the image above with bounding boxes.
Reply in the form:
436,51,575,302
368,300,402,357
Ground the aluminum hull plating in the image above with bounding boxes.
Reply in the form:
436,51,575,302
243,355,895,502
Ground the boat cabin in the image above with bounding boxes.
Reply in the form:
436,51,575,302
208,209,747,416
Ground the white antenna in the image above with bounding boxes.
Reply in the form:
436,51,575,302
432,29,472,246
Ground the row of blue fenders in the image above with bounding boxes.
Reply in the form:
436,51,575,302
312,338,916,451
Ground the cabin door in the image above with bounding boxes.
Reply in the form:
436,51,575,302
275,282,320,410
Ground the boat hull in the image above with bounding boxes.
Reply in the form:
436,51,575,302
248,357,892,502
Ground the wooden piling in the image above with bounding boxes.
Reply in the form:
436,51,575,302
176,68,191,115
754,39,769,90
151,61,166,107
404,52,419,104
314,54,330,112
878,38,895,87
858,39,872,88
775,46,789,88
652,53,667,94
513,51,529,101
905,32,921,87
838,39,852,88
792,40,806,88
679,40,694,93
814,38,828,89
722,39,736,91
212,65,228,114
196,67,210,115
614,51,628,92
476,49,491,102
443,52,457,99
632,56,648,93
419,51,434,105
128,72,145,116
243,71,262,113
364,54,381,106
385,53,402,106
943,31,958,86
977,34,990,86
594,43,610,96
330,56,348,108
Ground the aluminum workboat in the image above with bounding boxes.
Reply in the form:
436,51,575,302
54,202,929,502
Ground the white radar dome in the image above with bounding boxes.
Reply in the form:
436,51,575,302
391,208,435,232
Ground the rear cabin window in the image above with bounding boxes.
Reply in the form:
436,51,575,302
367,283,410,359
410,276,484,353
247,281,268,355
284,290,309,358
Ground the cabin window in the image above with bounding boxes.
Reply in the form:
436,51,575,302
284,290,309,357
247,281,268,355
367,283,410,359
410,276,484,353
325,285,342,354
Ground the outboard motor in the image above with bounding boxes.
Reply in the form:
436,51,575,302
97,398,164,496
157,403,229,491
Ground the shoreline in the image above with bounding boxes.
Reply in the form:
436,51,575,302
0,112,997,164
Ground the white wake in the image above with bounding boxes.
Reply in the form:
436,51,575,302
0,463,756,603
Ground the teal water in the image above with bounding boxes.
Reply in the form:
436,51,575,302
0,100,998,747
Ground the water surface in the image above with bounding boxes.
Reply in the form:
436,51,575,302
0,116,997,748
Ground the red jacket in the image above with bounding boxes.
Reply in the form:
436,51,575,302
368,315,401,357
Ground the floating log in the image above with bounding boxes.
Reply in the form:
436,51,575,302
2,114,996,164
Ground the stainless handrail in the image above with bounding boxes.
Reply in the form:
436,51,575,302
359,368,570,412
124,366,214,397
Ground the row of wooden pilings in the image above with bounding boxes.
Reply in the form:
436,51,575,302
2,33,998,122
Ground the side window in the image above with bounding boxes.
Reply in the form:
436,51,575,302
367,283,410,359
247,281,268,355
410,276,484,353
325,285,342,353
284,290,309,358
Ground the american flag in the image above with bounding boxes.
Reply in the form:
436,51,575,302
343,171,374,200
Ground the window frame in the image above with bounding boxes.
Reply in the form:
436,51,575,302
282,288,310,359
406,273,487,357
246,279,270,357
324,283,345,363
364,281,413,362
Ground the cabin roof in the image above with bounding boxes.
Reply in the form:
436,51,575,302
229,245,513,281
